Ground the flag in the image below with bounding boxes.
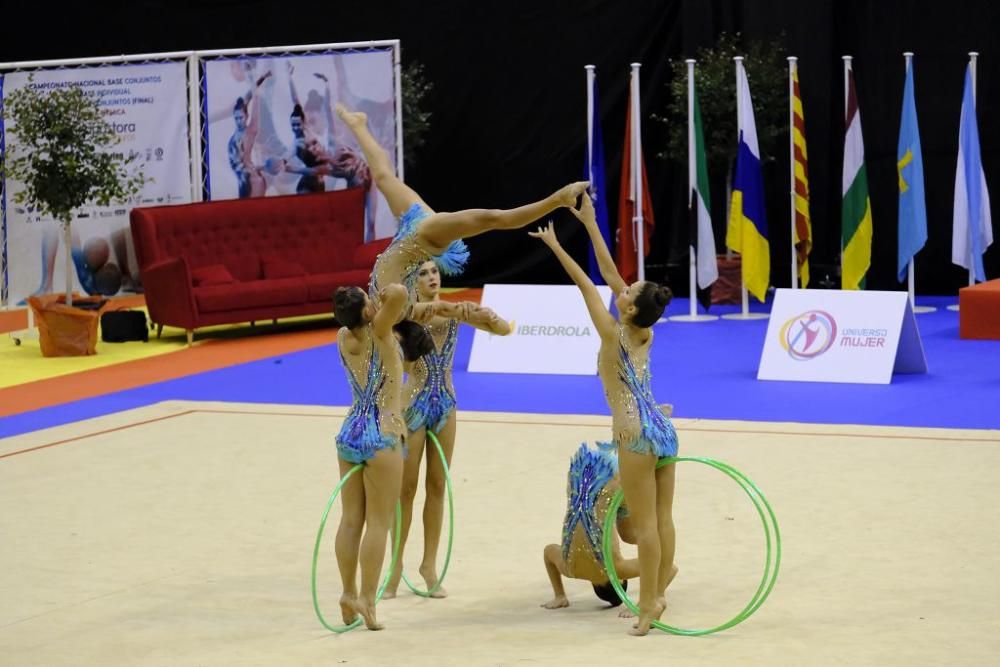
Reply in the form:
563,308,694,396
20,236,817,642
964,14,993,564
585,74,612,284
615,83,654,284
791,64,812,287
726,59,769,302
897,58,927,282
952,64,993,282
842,64,873,290
691,86,717,308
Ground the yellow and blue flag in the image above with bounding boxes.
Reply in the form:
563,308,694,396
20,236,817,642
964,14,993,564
726,59,769,302
897,58,927,281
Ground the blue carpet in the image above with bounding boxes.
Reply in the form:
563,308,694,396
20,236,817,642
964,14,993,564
3,295,998,439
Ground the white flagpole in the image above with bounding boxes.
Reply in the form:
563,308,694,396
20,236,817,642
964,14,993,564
788,57,798,290
842,55,851,288
737,57,748,315
904,53,916,307
721,57,768,321
630,63,645,282
687,59,697,317
968,51,978,288
671,59,718,323
586,65,595,185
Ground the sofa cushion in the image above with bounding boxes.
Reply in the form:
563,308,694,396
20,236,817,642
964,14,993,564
262,258,307,279
305,270,373,303
195,278,308,313
191,264,236,287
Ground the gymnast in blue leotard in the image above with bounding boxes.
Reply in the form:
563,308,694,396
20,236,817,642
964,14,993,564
334,103,589,310
530,193,677,636
383,259,512,598
332,283,412,631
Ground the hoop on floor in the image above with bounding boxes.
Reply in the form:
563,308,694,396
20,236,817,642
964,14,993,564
602,456,781,636
311,462,403,633
400,430,455,597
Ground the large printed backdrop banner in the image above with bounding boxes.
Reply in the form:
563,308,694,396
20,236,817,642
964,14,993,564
1,61,192,305
202,49,398,241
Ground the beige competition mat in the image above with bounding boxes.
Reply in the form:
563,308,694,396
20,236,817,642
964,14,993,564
2,401,999,666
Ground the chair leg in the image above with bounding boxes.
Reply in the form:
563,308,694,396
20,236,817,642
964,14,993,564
186,329,194,346
157,324,163,339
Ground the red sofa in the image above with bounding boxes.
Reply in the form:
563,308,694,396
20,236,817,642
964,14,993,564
130,188,388,344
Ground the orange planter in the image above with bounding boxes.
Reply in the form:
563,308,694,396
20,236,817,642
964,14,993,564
27,294,108,357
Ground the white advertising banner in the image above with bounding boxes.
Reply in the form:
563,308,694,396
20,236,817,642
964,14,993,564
202,50,398,241
757,288,927,384
1,61,192,305
468,284,614,375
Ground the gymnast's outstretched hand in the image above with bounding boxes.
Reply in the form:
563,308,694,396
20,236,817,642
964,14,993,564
528,221,561,249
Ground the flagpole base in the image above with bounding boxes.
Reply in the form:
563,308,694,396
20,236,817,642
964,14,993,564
720,312,770,321
913,305,938,314
946,304,961,312
668,314,719,323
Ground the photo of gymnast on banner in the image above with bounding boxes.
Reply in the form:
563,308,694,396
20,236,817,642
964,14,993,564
202,49,399,242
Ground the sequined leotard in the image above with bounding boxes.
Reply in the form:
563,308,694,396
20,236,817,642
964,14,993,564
404,317,459,433
368,204,470,303
561,444,625,577
335,325,406,463
597,324,677,458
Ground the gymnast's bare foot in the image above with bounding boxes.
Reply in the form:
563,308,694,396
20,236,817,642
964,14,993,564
629,599,665,636
336,103,367,129
381,586,398,600
555,181,590,208
419,564,448,598
541,595,570,610
348,597,384,631
339,593,359,625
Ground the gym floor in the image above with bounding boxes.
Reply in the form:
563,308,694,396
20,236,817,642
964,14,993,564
3,401,998,665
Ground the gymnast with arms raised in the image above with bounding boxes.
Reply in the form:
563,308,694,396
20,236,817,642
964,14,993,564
530,194,677,636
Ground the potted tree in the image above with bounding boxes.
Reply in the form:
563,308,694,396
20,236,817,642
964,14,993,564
1,81,144,355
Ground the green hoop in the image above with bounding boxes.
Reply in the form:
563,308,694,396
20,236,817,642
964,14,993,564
311,462,403,633
400,430,455,597
601,456,781,635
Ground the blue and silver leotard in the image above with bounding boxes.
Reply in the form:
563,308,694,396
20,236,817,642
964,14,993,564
598,324,678,458
368,204,470,303
561,443,625,576
404,317,459,433
336,327,406,463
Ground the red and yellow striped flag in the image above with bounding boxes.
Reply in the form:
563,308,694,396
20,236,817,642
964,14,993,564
791,65,812,287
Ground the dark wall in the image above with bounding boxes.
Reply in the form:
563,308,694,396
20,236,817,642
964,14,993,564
2,0,996,293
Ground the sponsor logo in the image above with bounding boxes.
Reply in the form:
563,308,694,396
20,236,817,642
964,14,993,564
155,147,164,161
513,323,593,337
779,310,837,360
99,211,115,218
109,122,137,134
115,209,128,215
839,327,888,349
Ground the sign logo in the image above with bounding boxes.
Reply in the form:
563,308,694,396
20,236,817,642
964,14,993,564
779,310,837,360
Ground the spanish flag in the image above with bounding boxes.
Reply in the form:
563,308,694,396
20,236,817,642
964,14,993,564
726,58,769,302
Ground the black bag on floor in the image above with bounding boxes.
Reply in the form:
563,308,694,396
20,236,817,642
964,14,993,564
100,310,149,343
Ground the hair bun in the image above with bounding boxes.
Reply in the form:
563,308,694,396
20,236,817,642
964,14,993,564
655,285,673,306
